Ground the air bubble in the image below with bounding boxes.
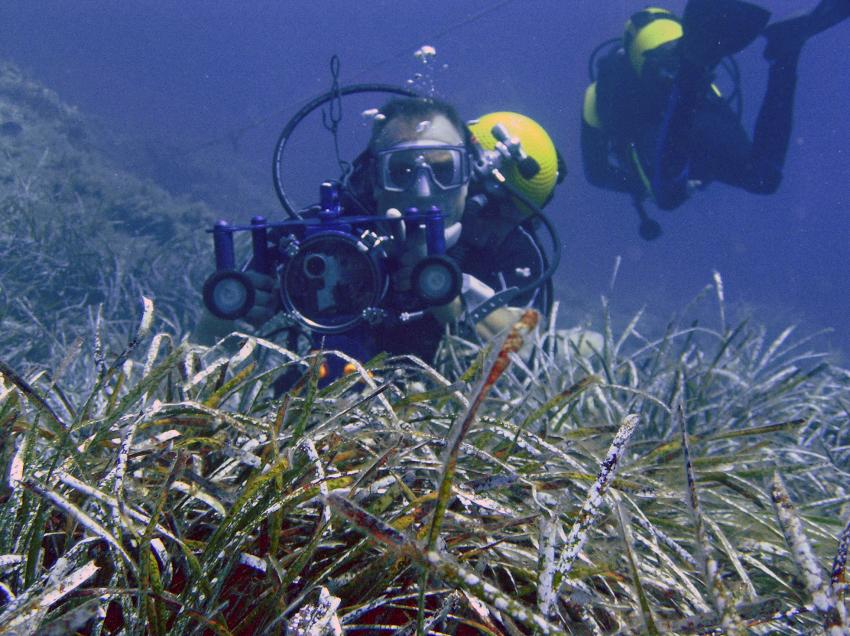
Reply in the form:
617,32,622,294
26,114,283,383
414,45,437,60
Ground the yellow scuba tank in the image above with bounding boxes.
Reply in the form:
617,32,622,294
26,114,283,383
467,112,559,212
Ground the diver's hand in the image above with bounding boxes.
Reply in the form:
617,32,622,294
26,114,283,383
473,306,525,340
392,222,429,292
243,270,279,328
428,273,524,341
430,297,524,341
390,217,462,292
429,273,493,324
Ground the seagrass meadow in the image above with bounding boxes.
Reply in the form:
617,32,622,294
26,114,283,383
0,60,213,377
1,285,848,635
1,52,849,636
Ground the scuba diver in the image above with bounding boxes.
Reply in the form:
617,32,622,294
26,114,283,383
581,0,850,239
337,97,562,361
197,91,571,374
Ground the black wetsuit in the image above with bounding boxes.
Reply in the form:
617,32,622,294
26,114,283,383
582,45,798,210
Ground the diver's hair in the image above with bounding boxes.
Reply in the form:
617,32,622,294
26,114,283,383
369,97,466,150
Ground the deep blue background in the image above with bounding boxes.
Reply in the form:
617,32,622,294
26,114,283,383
2,1,848,355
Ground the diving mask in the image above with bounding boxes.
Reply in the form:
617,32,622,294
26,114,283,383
375,142,471,193
641,40,681,82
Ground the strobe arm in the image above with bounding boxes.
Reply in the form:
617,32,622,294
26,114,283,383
203,216,274,320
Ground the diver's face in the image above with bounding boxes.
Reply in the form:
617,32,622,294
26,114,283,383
373,114,469,226
640,41,680,95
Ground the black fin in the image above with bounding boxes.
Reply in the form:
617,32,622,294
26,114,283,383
809,0,850,34
682,0,772,67
763,0,850,61
633,197,663,241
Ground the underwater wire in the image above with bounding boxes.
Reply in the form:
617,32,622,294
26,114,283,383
321,55,350,179
353,0,518,81
168,0,520,161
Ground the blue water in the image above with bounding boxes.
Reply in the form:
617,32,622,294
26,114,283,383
2,1,848,356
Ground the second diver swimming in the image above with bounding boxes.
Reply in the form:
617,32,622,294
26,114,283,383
581,0,850,237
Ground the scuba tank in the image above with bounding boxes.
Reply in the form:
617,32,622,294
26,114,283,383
459,112,564,317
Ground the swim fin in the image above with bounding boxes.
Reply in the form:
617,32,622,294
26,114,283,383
681,0,772,68
763,0,850,61
633,197,662,241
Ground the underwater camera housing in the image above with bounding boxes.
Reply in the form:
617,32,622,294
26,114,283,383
203,81,560,338
203,181,462,334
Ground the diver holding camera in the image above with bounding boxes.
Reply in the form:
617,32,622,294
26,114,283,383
197,87,566,375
